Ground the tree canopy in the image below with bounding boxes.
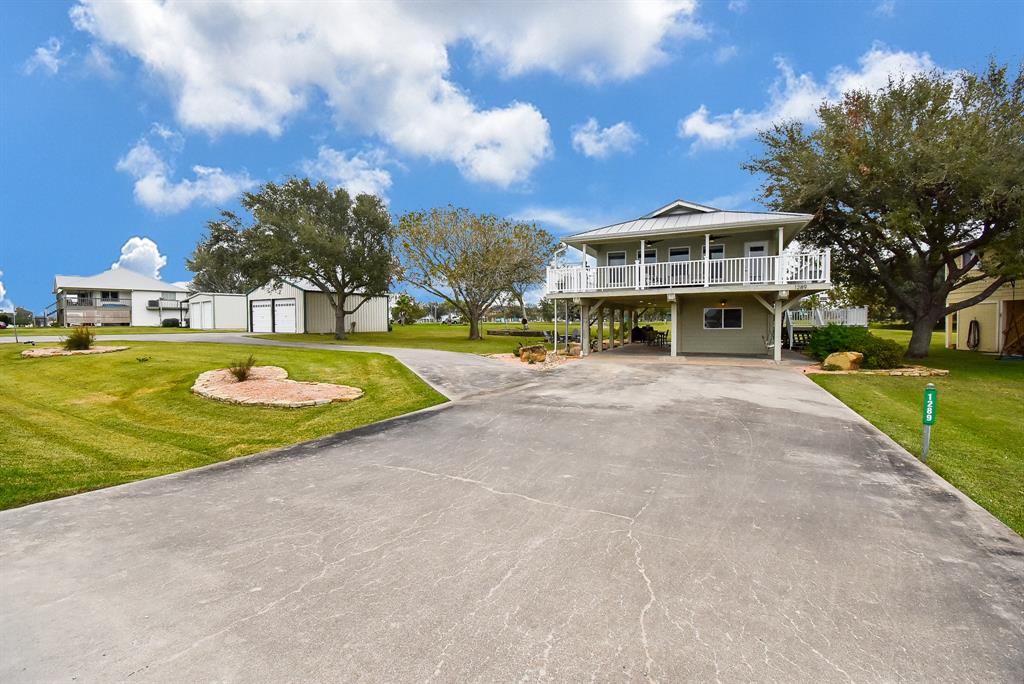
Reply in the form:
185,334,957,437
745,61,1024,357
397,207,554,339
186,212,259,294
198,178,396,339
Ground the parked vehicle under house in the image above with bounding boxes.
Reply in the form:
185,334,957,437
545,199,831,361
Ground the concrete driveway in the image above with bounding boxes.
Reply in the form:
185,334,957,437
2,348,1022,681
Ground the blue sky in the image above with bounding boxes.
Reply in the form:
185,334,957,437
2,0,1021,312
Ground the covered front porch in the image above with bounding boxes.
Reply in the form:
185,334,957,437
567,289,815,363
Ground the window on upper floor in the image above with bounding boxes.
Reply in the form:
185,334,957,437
607,251,626,267
636,248,657,263
669,247,690,262
961,249,978,270
100,291,119,300
701,244,725,260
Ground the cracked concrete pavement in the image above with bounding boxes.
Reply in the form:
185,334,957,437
1,337,1022,681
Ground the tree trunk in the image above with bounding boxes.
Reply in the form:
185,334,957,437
468,313,481,340
907,315,937,358
335,307,347,340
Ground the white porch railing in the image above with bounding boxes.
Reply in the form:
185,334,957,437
788,306,868,327
546,250,830,295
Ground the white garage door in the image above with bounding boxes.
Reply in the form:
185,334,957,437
195,301,212,329
274,298,297,333
251,300,272,333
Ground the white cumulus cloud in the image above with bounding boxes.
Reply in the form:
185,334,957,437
111,237,167,279
301,146,393,198
24,37,63,75
70,1,700,186
0,270,13,312
570,118,641,159
116,134,255,214
679,45,938,149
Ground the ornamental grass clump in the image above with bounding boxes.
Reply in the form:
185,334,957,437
228,355,257,382
62,326,95,351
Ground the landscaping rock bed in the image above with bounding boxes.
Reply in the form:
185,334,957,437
192,366,363,407
802,364,949,377
21,346,128,358
488,352,578,371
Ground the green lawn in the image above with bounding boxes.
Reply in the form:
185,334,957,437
256,322,566,354
0,342,445,509
255,321,668,355
0,326,242,336
811,330,1024,535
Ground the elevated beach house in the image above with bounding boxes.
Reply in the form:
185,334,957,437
545,200,831,361
52,269,189,327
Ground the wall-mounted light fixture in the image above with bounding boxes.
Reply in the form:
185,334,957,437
719,298,728,308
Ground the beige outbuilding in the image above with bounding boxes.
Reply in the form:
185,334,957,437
247,279,390,334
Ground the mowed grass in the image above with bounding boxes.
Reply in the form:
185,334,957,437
0,326,242,336
256,321,668,355
811,330,1024,535
0,342,445,509
258,322,559,354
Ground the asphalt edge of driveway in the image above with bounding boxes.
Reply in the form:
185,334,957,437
0,399,456,516
792,370,1024,550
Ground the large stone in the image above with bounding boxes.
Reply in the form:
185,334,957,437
823,351,864,371
567,342,582,357
519,344,547,364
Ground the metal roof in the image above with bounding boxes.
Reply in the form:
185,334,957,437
53,268,189,293
563,202,814,244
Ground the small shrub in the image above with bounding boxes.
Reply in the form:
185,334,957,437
859,335,905,369
822,363,842,371
807,323,870,361
63,326,95,351
136,356,151,363
161,318,180,328
228,355,257,382
807,323,905,369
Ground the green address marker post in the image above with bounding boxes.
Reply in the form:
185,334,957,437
921,382,938,462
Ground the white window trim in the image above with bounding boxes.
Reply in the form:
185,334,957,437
669,247,690,262
607,250,626,267
636,248,657,263
703,307,744,330
744,240,769,257
701,244,725,259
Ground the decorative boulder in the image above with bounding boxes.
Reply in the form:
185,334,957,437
519,344,547,363
823,351,864,371
567,342,582,357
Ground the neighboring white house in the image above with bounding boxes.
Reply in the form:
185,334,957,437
545,199,831,361
52,269,189,327
247,279,390,334
187,292,248,330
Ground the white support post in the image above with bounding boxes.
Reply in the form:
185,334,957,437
944,314,952,349
639,240,646,290
704,233,710,287
773,299,783,363
776,226,785,285
596,307,604,352
619,310,626,348
670,297,679,357
580,304,589,356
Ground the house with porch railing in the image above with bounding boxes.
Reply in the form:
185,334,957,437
51,268,189,327
544,199,832,361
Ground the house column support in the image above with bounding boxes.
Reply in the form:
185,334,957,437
669,294,679,357
580,303,589,356
596,307,604,352
772,299,783,364
619,310,626,348
944,313,952,348
704,233,710,287
776,226,785,284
